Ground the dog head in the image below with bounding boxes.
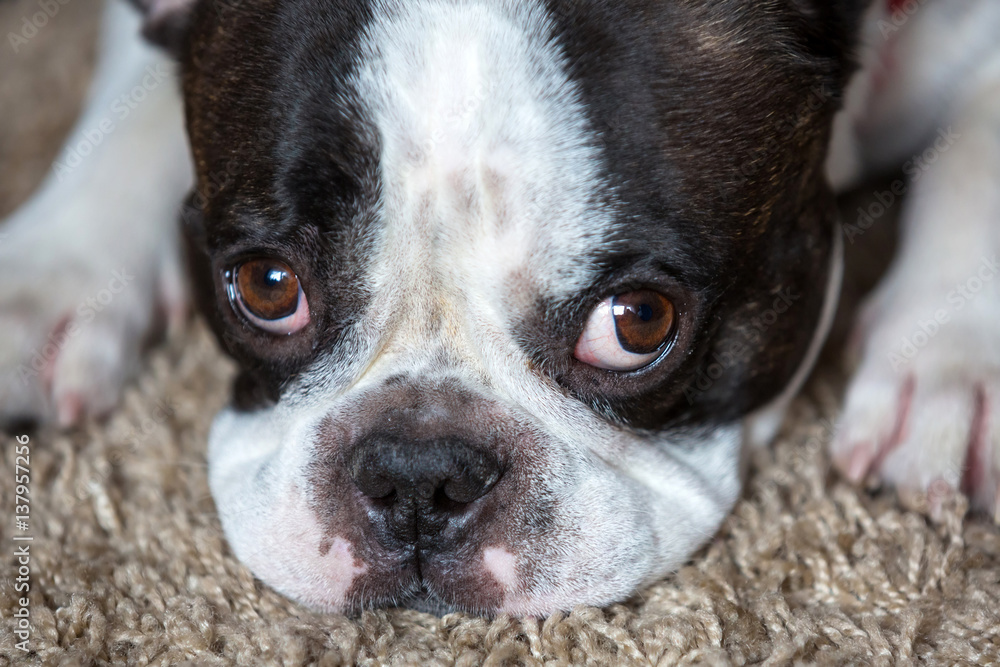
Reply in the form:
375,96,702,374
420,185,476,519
143,0,864,614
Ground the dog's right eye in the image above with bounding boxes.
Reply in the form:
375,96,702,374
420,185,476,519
228,258,311,335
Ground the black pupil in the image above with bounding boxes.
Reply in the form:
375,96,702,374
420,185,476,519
253,266,291,305
264,269,286,289
612,291,674,356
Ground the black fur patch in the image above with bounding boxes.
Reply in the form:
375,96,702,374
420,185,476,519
175,0,867,426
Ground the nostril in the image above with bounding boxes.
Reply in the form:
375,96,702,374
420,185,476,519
432,485,465,513
369,488,397,510
352,467,395,500
442,466,502,505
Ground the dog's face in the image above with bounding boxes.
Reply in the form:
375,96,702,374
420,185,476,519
166,0,861,614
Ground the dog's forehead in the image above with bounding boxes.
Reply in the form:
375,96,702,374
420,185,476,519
231,0,624,414
354,0,615,308
185,0,845,424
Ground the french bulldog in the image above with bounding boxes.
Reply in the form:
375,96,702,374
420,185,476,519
1,0,998,615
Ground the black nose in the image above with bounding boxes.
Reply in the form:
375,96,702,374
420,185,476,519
347,435,503,545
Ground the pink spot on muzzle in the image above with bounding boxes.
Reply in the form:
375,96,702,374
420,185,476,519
483,546,520,591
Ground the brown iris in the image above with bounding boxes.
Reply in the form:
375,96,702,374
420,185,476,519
235,259,300,321
612,290,676,355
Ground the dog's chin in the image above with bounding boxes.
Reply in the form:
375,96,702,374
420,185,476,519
209,374,750,617
396,584,463,616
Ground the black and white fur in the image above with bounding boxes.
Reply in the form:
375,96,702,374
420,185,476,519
1,0,998,614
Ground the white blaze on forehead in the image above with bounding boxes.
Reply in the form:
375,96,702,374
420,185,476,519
353,0,615,314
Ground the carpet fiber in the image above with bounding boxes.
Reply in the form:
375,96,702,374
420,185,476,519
2,2,999,664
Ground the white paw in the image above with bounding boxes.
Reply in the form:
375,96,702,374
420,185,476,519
0,10,191,427
833,263,1000,521
0,227,185,426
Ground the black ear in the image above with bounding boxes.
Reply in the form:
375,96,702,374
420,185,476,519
786,0,873,80
788,0,872,35
127,0,198,56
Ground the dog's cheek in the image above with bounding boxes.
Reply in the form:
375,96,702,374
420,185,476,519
207,406,376,613
488,425,745,615
486,470,657,615
234,485,371,613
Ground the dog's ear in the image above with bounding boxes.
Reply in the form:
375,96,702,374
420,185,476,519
787,0,872,36
128,0,198,56
785,0,872,83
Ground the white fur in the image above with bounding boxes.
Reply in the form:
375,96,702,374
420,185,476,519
830,0,1000,519
0,0,192,424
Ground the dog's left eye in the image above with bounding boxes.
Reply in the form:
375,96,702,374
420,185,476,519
228,258,310,335
574,290,676,371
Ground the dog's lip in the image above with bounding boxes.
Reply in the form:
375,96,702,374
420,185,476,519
396,583,462,615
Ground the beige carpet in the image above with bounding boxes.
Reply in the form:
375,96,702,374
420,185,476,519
2,2,1000,664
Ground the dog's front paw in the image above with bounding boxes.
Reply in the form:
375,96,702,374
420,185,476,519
833,282,1000,521
0,236,184,426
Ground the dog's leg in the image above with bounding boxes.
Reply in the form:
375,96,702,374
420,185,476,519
832,7,1000,519
0,0,191,425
